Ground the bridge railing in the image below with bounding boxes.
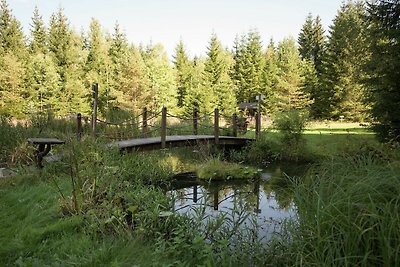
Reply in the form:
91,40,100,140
78,107,251,146
77,84,259,144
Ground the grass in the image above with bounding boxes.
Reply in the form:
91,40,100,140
274,150,400,267
0,176,159,266
1,120,399,266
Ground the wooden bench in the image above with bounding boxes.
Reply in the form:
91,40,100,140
27,138,65,168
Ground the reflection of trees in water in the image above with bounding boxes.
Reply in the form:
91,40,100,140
262,165,296,209
205,181,260,211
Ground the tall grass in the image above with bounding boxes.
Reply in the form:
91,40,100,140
276,144,400,266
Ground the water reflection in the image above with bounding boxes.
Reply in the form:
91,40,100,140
168,164,305,239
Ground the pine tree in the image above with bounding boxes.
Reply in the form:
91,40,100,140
321,1,369,120
173,40,192,108
231,34,247,103
365,0,400,141
25,53,60,114
243,30,264,103
275,37,312,111
182,56,207,115
298,14,325,74
141,43,177,111
29,6,47,54
298,13,314,61
108,21,130,110
0,0,26,116
0,0,26,55
204,33,236,114
121,45,150,113
262,39,279,112
48,9,88,115
313,15,325,76
85,18,113,112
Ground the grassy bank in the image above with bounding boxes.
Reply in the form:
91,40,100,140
1,120,398,266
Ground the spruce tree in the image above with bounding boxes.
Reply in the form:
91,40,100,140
298,13,314,61
109,22,130,110
262,39,279,112
275,37,312,111
0,0,26,116
365,0,400,141
243,30,264,103
141,43,177,111
48,9,88,115
313,15,325,76
204,33,236,114
85,18,113,112
29,6,47,54
0,0,26,55
173,40,192,108
321,1,369,120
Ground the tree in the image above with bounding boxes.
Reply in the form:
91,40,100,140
173,40,192,108
29,6,47,54
298,14,326,76
261,39,279,112
204,33,236,114
141,43,177,111
298,13,314,61
85,18,113,112
0,0,26,116
231,30,264,104
25,53,60,114
275,37,312,111
48,9,88,115
365,0,400,141
108,22,130,110
321,1,369,120
0,0,26,56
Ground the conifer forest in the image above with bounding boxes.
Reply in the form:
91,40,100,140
1,0,400,266
0,0,397,140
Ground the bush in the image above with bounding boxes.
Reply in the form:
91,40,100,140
274,110,310,161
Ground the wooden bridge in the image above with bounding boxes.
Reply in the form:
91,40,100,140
75,84,259,152
107,135,254,152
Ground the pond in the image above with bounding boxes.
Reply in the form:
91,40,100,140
167,164,307,241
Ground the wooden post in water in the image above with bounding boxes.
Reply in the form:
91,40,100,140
161,107,167,149
193,107,198,135
142,107,148,138
232,113,238,137
77,113,82,140
91,83,98,138
214,108,219,144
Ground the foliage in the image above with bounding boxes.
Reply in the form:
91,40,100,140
274,110,310,161
279,146,400,266
320,1,370,120
274,38,312,111
365,0,400,142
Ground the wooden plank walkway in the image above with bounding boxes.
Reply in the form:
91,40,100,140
107,135,254,152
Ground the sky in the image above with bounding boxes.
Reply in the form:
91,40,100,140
8,0,344,57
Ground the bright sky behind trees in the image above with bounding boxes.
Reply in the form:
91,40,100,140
9,0,342,57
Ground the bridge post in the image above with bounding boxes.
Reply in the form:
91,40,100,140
232,113,238,137
91,83,98,138
142,107,148,138
193,107,198,135
256,110,261,139
161,107,167,149
77,113,82,140
214,108,219,144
